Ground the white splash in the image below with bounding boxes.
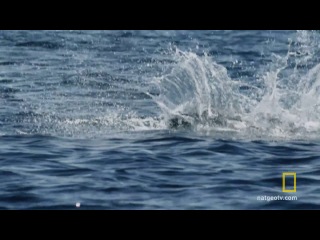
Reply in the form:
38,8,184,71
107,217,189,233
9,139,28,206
150,31,320,140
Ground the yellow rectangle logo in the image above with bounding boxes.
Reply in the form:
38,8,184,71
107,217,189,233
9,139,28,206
282,172,296,193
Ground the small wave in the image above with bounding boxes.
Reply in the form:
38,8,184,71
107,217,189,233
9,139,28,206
15,41,63,49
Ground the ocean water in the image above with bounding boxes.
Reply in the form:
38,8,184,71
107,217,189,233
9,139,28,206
1,30,320,209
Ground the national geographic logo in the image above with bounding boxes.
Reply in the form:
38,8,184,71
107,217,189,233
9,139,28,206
282,172,296,193
256,172,298,202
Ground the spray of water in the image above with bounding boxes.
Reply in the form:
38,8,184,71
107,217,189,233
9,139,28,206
150,30,320,140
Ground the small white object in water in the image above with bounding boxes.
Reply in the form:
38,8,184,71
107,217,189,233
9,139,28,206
76,202,81,208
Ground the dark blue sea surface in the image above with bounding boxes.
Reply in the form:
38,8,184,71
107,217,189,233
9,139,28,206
1,30,320,209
